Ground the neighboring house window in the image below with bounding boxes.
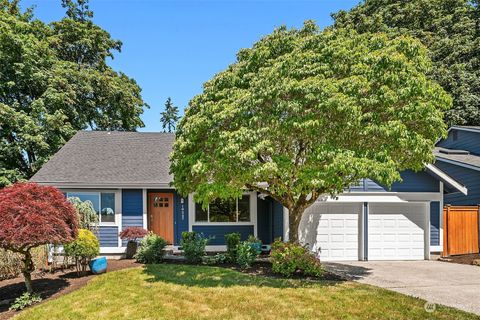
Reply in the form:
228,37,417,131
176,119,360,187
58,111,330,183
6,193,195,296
66,192,116,224
195,195,250,222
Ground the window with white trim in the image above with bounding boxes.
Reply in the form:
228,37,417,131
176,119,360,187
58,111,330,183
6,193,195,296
66,192,116,223
195,195,250,222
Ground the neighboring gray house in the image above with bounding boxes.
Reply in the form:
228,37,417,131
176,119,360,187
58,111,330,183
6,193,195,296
32,131,466,261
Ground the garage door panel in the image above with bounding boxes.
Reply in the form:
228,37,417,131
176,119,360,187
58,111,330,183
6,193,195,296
330,219,345,228
368,203,427,261
301,203,360,261
383,219,396,227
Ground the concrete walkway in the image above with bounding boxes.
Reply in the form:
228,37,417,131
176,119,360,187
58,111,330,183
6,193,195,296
325,260,480,316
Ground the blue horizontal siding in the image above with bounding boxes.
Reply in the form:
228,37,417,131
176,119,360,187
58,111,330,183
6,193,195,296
389,170,439,193
122,189,143,216
121,216,144,246
98,226,118,247
435,161,480,205
348,171,439,193
430,201,440,246
192,225,254,245
437,129,480,155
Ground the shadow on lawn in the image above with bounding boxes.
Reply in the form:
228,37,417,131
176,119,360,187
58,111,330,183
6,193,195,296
0,278,69,312
142,263,343,289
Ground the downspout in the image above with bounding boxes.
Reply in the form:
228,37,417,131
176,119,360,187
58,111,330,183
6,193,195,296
363,202,369,261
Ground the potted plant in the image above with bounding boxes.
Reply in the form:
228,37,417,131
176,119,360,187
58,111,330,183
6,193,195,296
119,227,148,259
246,235,262,255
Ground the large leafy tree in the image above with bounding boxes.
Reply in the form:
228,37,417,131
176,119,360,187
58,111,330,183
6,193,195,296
160,97,180,132
0,182,78,293
0,0,147,186
170,22,451,242
332,0,480,126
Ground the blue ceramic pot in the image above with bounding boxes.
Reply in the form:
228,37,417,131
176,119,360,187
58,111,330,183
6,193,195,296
89,257,107,274
249,242,262,254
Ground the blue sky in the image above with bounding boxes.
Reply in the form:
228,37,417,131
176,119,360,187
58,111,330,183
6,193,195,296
21,0,359,131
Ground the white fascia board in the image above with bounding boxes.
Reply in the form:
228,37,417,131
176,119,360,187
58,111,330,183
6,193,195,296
322,192,443,202
325,195,407,203
426,163,468,195
35,182,174,189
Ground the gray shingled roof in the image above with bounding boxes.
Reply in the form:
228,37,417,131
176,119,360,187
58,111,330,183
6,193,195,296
31,131,175,185
434,147,480,170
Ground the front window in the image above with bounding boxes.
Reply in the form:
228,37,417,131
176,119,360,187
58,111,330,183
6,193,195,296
195,195,250,223
66,192,116,224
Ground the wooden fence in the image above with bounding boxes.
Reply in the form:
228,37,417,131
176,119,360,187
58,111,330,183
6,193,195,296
442,205,480,257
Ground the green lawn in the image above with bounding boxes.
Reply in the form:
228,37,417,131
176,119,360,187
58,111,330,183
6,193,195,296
15,264,478,320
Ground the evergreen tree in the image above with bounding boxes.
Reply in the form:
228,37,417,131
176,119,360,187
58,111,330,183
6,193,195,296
160,97,179,132
332,0,480,125
0,0,147,186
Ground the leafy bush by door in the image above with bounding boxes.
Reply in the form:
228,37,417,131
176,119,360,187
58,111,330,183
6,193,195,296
181,232,209,263
135,232,167,263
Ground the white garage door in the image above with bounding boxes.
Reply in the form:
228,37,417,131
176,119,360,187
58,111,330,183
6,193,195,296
368,203,427,260
303,203,361,261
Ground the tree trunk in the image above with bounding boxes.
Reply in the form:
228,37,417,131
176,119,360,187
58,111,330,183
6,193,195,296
288,206,304,244
21,250,35,293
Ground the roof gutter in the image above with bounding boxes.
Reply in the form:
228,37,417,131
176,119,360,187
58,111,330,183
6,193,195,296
32,181,174,189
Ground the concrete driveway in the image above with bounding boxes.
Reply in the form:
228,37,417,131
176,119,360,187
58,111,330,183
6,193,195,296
325,260,480,315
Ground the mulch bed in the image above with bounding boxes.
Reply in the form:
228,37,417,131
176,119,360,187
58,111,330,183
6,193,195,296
0,259,140,320
225,261,343,281
442,253,480,266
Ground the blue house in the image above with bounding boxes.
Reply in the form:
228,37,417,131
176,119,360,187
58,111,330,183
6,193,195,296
31,131,466,261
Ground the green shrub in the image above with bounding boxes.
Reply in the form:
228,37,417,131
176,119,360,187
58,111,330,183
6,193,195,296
63,229,100,275
202,253,227,265
9,292,42,311
236,241,259,269
270,240,323,277
135,232,167,264
181,231,209,263
224,232,241,262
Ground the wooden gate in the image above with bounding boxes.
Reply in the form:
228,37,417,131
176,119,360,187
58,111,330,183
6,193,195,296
443,206,480,257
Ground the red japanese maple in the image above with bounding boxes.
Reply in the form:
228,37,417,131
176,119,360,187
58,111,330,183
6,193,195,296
119,227,148,241
0,182,78,292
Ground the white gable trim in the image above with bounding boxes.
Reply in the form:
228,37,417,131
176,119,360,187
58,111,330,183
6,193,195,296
426,163,468,195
